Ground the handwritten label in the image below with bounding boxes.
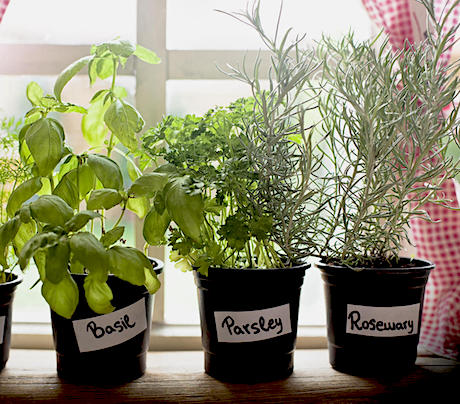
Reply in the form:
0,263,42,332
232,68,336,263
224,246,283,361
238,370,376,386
73,298,147,353
346,303,420,337
214,304,292,343
0,316,5,344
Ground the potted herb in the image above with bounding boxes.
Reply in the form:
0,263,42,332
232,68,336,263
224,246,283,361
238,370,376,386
312,0,459,375
0,40,163,383
137,4,325,383
0,117,29,370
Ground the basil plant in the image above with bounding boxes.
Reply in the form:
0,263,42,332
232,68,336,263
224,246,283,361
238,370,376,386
0,40,161,318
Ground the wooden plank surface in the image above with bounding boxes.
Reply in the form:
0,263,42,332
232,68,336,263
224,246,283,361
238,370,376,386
0,349,457,403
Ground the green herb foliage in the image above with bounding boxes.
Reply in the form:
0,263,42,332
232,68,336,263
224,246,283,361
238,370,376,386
139,2,325,274
0,40,161,316
0,117,32,283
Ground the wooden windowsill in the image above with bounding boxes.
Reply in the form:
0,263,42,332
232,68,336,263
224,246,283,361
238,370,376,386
0,349,457,403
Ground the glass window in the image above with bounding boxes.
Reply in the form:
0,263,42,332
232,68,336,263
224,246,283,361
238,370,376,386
2,0,372,332
0,0,136,44
167,0,371,50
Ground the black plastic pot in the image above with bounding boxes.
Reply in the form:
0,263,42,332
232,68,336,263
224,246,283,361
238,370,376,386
50,258,163,384
194,263,308,383
0,272,22,371
318,258,433,375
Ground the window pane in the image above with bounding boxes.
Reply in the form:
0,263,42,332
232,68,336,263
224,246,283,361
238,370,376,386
0,0,136,44
167,0,371,50
164,80,325,325
0,75,137,323
164,253,200,324
167,79,254,116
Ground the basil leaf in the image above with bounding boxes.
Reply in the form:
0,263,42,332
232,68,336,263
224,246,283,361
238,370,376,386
58,155,78,180
64,211,100,233
76,164,97,198
100,226,125,248
87,189,122,210
13,221,37,255
42,275,79,319
134,45,161,64
108,246,147,286
53,171,79,209
143,205,170,245
96,56,114,80
94,40,135,58
45,240,70,284
54,103,87,114
54,55,92,101
54,165,96,208
6,177,43,217
0,217,21,267
19,205,32,223
19,232,59,270
70,256,84,274
144,267,161,294
83,273,114,314
88,58,98,85
82,95,110,147
26,82,44,106
104,99,144,152
69,232,108,274
165,178,203,243
87,154,123,190
126,196,150,219
25,118,64,176
40,96,59,109
128,172,168,198
30,195,74,226
34,250,46,280
24,110,42,125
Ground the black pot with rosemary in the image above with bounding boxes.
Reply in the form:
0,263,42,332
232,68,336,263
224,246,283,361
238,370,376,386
311,0,460,375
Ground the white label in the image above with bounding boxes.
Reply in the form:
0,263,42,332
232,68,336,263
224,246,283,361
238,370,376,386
346,303,420,337
0,316,5,344
73,298,147,353
214,304,292,343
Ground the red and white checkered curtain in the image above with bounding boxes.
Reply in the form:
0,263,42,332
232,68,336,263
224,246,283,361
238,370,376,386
0,0,10,24
362,0,460,360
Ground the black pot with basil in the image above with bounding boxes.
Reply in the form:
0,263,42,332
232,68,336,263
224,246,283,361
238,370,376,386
0,40,163,383
51,258,163,383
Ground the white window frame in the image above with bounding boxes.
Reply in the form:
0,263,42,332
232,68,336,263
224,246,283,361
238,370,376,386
2,0,327,350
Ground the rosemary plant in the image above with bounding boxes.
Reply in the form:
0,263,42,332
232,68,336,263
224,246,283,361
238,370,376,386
141,1,325,272
313,0,460,267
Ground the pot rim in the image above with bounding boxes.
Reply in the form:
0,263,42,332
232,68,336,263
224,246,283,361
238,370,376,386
195,261,310,275
316,256,434,273
0,271,23,287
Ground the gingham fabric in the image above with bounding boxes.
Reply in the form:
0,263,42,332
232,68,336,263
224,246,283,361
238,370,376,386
362,0,460,360
0,0,9,24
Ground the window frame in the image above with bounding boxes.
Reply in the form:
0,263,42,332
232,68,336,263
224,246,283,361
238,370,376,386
4,0,331,350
